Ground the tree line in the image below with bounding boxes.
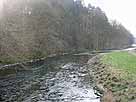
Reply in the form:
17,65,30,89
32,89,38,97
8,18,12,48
0,0,134,64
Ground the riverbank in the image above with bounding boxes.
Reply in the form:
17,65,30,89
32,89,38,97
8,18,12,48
88,51,136,102
0,53,68,77
0,50,101,77
0,52,97,77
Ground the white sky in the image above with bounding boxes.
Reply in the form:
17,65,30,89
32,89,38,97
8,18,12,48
84,0,136,37
0,0,4,9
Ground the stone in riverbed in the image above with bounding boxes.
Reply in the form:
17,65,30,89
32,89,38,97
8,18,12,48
0,95,5,101
111,76,119,82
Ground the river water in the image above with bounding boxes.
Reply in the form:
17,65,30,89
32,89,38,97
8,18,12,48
0,54,100,102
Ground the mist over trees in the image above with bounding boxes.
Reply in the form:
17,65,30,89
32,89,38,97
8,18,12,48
0,0,134,63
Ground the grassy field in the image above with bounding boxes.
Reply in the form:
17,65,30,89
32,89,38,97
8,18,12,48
101,51,136,80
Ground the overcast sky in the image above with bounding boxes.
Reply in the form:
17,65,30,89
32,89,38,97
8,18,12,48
84,0,136,37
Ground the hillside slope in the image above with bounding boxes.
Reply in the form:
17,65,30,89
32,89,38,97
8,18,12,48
0,0,134,63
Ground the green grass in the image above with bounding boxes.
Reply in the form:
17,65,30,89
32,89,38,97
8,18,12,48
101,51,136,80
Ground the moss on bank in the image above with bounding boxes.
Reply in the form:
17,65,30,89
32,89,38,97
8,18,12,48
0,51,48,65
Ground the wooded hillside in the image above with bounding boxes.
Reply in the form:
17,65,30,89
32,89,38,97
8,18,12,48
0,0,134,63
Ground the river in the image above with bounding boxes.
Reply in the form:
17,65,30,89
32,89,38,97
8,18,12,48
0,54,100,102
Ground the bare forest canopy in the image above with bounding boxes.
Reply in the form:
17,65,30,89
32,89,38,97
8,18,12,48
0,0,134,64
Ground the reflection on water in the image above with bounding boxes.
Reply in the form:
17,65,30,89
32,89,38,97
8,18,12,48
0,54,100,102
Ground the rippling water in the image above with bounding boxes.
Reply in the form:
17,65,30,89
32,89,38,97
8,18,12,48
0,54,100,102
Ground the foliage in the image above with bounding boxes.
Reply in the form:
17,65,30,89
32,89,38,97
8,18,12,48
0,0,134,63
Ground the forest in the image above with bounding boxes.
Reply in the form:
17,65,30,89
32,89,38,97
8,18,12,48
0,0,136,102
0,0,134,64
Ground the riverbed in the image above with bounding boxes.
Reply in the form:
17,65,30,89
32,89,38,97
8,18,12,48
0,54,100,102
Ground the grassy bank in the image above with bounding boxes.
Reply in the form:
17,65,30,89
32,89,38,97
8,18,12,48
88,51,136,102
101,51,136,80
